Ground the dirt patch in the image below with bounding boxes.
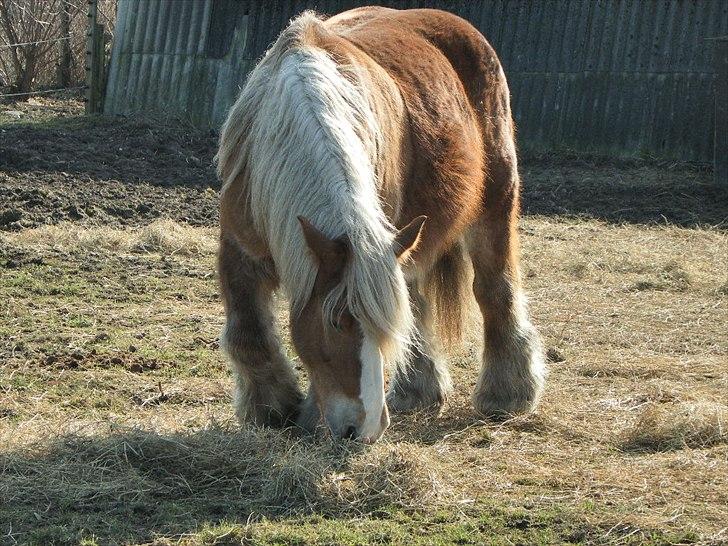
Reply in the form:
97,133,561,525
0,99,216,184
40,349,163,373
0,175,220,230
1,99,219,231
521,162,727,228
3,98,727,234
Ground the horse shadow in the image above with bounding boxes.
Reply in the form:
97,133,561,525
1,425,363,544
1,413,492,545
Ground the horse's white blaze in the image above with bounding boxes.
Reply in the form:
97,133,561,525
359,335,386,441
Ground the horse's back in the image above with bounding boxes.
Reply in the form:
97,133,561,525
327,7,505,111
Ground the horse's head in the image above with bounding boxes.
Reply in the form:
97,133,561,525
291,215,426,443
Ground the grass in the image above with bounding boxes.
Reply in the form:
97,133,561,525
1,104,727,545
8,220,217,257
2,216,726,545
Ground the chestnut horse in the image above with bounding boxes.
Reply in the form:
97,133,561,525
216,7,545,443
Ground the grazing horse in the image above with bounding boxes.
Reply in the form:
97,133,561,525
216,7,545,443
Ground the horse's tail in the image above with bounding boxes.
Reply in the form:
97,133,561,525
422,242,472,346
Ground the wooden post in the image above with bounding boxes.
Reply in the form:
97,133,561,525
85,0,103,114
57,1,71,88
714,37,728,187
94,22,106,106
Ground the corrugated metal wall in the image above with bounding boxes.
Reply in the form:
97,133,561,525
105,0,728,161
104,0,253,126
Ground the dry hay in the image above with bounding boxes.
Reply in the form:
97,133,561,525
0,424,455,522
622,401,728,452
323,443,452,513
2,219,217,257
2,185,727,541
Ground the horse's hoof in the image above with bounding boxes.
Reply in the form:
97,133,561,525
473,342,546,419
234,387,303,429
386,388,445,414
471,388,538,419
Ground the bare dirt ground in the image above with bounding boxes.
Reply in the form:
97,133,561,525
1,99,727,545
0,98,218,231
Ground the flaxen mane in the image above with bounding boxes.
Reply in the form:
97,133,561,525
215,12,414,368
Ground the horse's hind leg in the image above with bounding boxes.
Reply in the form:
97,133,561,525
467,156,545,417
386,283,452,412
218,235,303,427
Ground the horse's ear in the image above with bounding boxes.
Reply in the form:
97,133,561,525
298,216,348,276
393,215,427,261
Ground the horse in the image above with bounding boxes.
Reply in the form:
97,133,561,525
216,7,546,443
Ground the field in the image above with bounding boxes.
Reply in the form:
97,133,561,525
1,99,727,546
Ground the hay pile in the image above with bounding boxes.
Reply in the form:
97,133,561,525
0,424,455,522
3,219,217,257
623,401,727,452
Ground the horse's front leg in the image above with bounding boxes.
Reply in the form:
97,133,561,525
295,385,321,432
219,236,303,427
387,282,452,412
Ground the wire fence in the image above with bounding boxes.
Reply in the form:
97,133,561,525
0,36,72,49
0,85,85,98
0,0,116,101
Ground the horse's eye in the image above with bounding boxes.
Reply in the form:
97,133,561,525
326,315,344,332
331,312,353,332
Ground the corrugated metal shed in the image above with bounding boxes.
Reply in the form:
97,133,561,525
105,0,728,161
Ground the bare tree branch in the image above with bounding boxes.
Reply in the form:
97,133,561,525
0,0,116,97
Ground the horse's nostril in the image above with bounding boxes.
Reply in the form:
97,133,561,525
344,425,358,440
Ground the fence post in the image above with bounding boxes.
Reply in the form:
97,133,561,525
57,1,71,88
85,0,103,114
714,37,728,187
